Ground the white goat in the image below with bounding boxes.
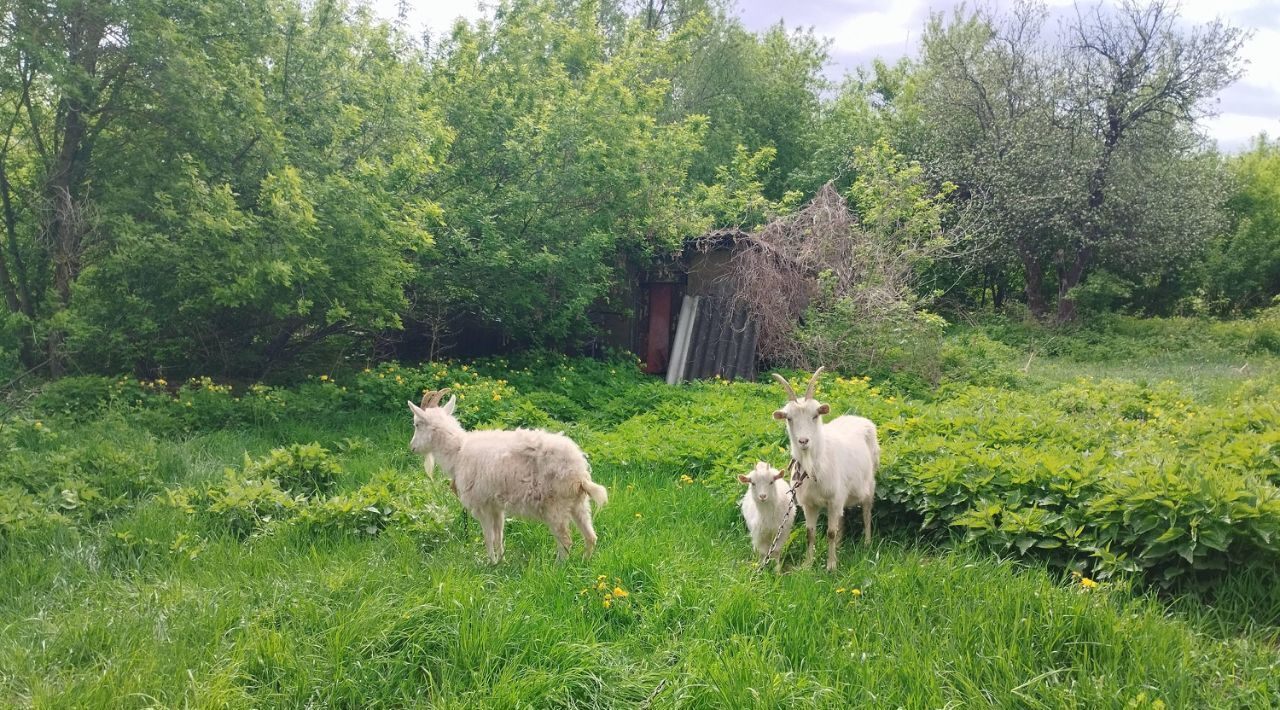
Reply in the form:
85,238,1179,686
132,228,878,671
739,461,795,573
407,389,608,563
773,367,879,571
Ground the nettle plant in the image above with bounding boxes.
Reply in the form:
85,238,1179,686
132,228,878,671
878,379,1280,583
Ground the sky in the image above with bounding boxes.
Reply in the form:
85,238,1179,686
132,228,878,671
373,0,1280,151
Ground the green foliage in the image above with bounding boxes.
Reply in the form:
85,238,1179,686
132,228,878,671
1208,135,1280,312
299,471,448,538
879,378,1280,584
0,416,163,525
788,141,956,382
0,486,65,537
2,331,1280,705
240,443,342,497
423,0,708,347
196,471,302,538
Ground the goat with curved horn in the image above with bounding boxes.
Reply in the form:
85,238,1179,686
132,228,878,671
804,366,825,400
772,364,879,571
772,373,798,401
420,388,452,408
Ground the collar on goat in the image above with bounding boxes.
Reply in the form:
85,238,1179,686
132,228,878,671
420,388,452,408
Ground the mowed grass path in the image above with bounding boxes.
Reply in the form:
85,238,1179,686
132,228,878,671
2,408,1278,708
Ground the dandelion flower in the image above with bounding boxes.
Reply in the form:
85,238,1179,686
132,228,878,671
850,589,862,597
613,587,628,598
1080,578,1098,590
634,513,642,519
603,599,612,609
836,588,846,594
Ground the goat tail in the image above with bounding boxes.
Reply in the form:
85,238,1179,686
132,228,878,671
581,480,608,508
865,426,881,472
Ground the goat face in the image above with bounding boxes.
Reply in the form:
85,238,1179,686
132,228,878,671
774,396,830,453
738,461,785,502
407,395,457,454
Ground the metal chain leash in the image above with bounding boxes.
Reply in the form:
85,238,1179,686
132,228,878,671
756,458,806,574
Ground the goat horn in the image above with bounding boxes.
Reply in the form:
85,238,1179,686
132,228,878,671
771,373,798,401
804,366,825,400
430,388,451,407
420,390,437,408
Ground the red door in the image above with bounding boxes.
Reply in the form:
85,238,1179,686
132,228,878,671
644,283,674,374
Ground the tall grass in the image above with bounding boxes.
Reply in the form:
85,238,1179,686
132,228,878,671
2,321,1279,706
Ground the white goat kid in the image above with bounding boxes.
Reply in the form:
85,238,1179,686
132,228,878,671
407,389,608,564
739,461,795,573
773,367,879,572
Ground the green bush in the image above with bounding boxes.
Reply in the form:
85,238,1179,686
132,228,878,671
878,379,1280,584
299,471,448,538
0,485,66,537
193,472,302,538
241,443,343,497
0,416,162,523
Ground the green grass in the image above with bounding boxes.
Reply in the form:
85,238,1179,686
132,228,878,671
3,326,1280,707
2,416,1278,707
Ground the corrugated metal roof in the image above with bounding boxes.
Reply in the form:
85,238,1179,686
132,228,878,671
666,295,758,383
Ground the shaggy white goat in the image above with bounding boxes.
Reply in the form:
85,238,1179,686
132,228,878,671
738,461,795,573
407,389,607,563
773,367,879,571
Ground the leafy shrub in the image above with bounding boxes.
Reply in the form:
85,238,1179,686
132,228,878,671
795,298,949,386
195,472,302,538
0,485,66,537
241,443,342,497
299,471,448,538
0,416,162,523
878,378,1280,584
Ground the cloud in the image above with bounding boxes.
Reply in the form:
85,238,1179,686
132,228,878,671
369,0,486,37
1203,113,1280,150
826,0,929,55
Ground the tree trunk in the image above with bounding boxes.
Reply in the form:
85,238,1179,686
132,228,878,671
1020,253,1048,318
0,168,37,366
1055,250,1089,323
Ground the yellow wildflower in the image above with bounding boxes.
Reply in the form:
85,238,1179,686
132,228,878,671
33,421,43,429
1080,578,1098,590
319,374,329,382
836,588,846,594
603,599,612,609
679,474,693,485
613,586,628,598
634,512,642,519
492,393,501,401
850,588,862,597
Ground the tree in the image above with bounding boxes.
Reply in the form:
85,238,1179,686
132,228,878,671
0,0,448,376
917,1,1244,321
1208,135,1280,312
420,0,707,349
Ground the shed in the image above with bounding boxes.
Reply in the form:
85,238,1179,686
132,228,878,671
593,228,758,382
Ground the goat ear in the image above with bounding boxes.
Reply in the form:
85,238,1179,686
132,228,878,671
407,400,425,417
817,403,830,415
738,474,751,484
772,409,787,420
772,470,785,481
441,395,457,416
